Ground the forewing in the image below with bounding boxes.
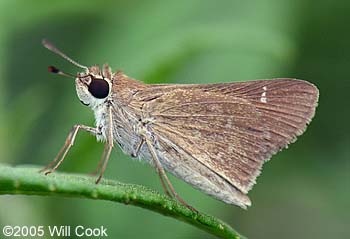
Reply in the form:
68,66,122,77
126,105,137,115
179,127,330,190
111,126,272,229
134,79,319,194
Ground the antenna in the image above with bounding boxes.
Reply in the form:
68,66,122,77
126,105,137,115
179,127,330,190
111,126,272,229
42,39,88,70
48,66,76,78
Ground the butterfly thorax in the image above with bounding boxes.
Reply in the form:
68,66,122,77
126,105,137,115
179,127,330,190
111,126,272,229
94,69,149,158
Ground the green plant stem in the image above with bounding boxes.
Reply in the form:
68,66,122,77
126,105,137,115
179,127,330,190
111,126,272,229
0,164,245,239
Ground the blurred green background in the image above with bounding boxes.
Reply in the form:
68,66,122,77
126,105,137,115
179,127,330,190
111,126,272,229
0,0,349,238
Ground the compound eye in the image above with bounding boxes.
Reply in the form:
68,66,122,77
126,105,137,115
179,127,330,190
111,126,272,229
88,78,110,99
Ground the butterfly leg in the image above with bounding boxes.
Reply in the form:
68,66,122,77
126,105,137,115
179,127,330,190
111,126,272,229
129,137,172,197
40,124,100,175
88,142,108,176
144,137,198,212
130,138,145,158
95,105,114,184
88,139,113,181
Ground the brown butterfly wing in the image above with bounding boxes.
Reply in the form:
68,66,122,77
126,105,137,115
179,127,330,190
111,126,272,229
134,79,318,195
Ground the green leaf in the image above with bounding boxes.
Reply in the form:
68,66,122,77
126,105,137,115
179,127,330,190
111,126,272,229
0,164,245,239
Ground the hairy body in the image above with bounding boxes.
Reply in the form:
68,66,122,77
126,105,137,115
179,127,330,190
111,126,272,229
84,65,318,208
41,39,318,209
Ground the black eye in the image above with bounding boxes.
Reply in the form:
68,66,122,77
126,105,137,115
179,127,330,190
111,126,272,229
88,79,110,99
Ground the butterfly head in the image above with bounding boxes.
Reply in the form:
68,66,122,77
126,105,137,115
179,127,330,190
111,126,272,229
75,65,112,107
43,39,112,108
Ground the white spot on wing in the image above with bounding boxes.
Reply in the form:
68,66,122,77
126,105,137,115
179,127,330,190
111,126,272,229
260,86,267,103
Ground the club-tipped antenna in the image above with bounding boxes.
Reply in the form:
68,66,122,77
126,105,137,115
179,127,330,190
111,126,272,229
42,39,88,71
48,66,76,78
